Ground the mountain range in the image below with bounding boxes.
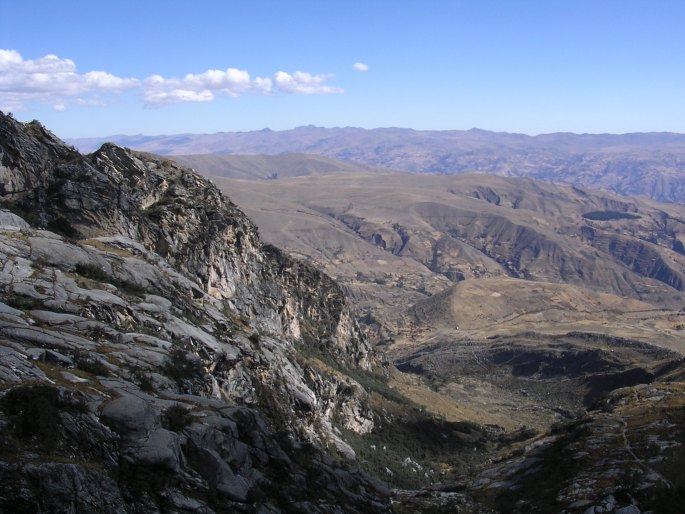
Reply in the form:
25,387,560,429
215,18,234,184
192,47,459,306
4,112,685,512
69,126,685,204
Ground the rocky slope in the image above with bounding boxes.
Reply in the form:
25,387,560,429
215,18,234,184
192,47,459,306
397,381,685,513
21,113,685,511
206,168,685,511
0,112,391,513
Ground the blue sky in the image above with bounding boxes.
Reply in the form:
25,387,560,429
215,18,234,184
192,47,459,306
1,0,683,138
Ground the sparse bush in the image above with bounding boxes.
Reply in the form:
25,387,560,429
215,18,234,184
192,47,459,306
74,262,110,282
0,385,86,450
47,216,79,238
86,325,108,341
163,348,203,384
248,332,261,347
113,278,148,296
162,404,194,432
3,294,43,311
133,370,156,392
74,351,110,377
74,262,148,295
45,179,65,196
6,203,39,226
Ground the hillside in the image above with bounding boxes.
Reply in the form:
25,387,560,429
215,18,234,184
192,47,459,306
69,126,685,203
173,153,389,180
206,169,685,511
210,172,685,344
205,168,685,511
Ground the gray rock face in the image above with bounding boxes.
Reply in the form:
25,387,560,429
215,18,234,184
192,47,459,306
100,394,157,435
0,112,389,512
0,209,29,229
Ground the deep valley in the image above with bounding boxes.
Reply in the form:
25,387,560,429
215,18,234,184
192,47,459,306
3,113,685,513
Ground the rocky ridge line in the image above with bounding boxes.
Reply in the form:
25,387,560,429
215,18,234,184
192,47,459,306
0,111,390,513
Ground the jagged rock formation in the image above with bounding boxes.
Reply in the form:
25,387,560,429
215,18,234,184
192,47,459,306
0,112,390,513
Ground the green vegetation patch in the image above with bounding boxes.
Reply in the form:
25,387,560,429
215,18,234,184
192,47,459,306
74,262,110,282
293,339,488,488
47,216,80,238
73,350,110,377
341,403,485,489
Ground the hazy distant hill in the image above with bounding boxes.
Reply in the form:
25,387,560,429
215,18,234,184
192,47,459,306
69,126,685,203
173,152,388,180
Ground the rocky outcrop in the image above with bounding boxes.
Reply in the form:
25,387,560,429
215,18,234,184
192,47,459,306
1,115,374,366
397,382,685,513
0,112,389,512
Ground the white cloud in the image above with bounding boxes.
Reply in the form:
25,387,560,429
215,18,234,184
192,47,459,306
0,49,343,110
0,49,22,66
274,71,343,95
0,49,138,111
253,76,273,94
83,70,137,90
353,62,369,72
142,67,272,106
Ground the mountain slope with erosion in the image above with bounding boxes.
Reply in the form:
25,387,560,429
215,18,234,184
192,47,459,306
39,119,685,511
211,172,685,347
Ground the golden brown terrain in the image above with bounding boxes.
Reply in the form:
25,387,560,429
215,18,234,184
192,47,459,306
203,164,685,510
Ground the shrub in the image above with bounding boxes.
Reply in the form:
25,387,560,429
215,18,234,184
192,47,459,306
74,262,147,295
163,348,203,384
248,332,261,347
0,385,86,450
74,262,110,282
162,404,194,432
74,352,110,377
47,216,79,238
133,370,156,392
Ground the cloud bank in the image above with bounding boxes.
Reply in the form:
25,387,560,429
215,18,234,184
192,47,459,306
0,50,344,111
142,68,269,107
0,49,138,111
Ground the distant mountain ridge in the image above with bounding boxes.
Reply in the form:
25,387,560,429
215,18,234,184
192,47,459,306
68,126,685,203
